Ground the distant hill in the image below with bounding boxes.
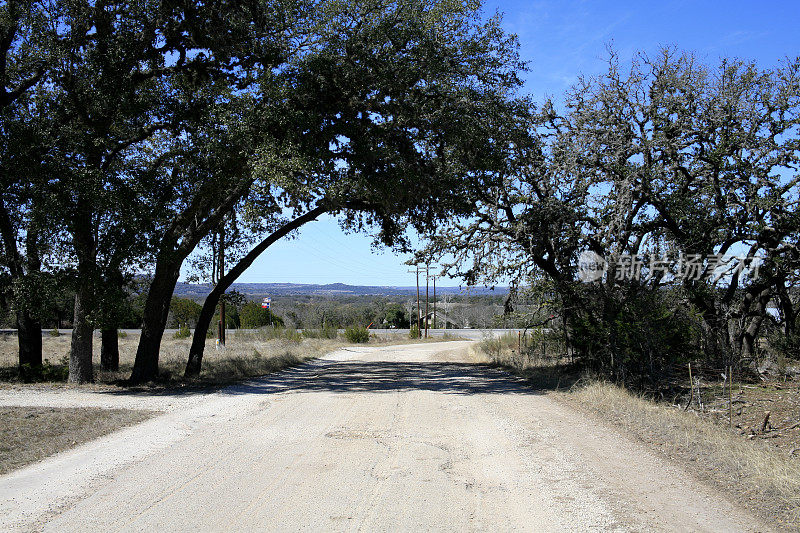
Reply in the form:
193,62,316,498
172,282,506,299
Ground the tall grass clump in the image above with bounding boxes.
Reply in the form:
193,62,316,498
232,325,302,343
262,326,302,343
303,326,338,339
479,332,518,363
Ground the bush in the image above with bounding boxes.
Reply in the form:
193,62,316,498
344,326,370,343
409,324,421,339
567,285,702,386
41,357,69,382
49,328,60,337
768,328,800,360
173,323,191,339
766,328,800,376
278,327,303,343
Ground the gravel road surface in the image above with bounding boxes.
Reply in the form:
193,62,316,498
0,341,764,531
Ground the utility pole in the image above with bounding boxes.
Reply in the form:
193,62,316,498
424,263,429,338
416,266,420,331
433,276,436,330
408,265,421,332
408,263,439,337
444,293,449,330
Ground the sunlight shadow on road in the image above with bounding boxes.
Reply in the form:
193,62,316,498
222,361,540,396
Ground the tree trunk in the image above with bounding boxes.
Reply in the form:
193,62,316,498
775,278,797,338
185,205,327,378
17,310,42,381
69,192,97,384
101,328,119,372
99,267,125,372
129,259,181,383
185,283,223,377
737,287,771,367
69,284,94,383
1,216,45,379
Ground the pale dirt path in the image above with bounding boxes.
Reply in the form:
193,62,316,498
0,387,198,411
0,341,765,532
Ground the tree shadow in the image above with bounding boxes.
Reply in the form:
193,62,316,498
220,360,542,396
3,358,574,399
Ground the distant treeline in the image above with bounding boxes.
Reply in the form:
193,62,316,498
169,293,509,331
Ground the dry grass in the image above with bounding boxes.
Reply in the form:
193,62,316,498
564,381,800,530
0,331,347,387
369,331,468,345
0,406,155,475
0,329,461,388
471,334,580,390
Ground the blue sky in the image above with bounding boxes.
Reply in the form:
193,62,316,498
231,0,800,287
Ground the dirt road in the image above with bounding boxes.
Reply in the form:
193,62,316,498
0,342,764,531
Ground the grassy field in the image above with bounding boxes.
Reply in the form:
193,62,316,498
0,406,155,475
474,334,800,530
0,331,345,387
0,329,461,388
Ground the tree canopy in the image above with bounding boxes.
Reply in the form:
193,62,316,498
5,1,795,387
1,0,531,382
424,49,800,383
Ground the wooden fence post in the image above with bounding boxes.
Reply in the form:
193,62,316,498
728,365,733,428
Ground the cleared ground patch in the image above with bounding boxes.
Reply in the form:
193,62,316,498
0,406,155,475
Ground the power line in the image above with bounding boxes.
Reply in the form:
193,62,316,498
407,263,439,338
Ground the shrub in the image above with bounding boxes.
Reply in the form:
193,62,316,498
280,327,303,343
567,285,702,386
768,328,800,361
49,328,60,337
41,357,69,382
173,323,191,339
344,326,370,343
409,324,421,339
